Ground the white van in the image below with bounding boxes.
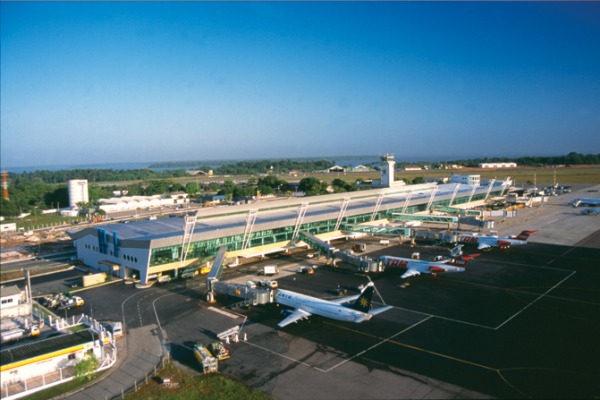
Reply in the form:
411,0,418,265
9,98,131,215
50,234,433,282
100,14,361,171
111,322,123,337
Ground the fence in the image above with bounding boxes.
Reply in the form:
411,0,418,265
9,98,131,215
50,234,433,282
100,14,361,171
110,354,169,400
0,314,117,400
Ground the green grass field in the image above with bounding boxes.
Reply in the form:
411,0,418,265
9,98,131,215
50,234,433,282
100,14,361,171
125,362,273,400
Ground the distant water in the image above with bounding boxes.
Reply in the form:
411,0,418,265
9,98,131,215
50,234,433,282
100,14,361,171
4,155,382,174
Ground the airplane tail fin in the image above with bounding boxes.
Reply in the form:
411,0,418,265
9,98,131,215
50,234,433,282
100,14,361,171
349,283,375,313
449,253,481,267
449,244,464,258
514,230,538,241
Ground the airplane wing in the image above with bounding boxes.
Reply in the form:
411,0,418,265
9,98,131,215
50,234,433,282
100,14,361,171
277,309,312,328
400,269,421,279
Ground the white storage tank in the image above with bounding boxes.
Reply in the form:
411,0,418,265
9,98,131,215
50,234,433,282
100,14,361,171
68,179,89,208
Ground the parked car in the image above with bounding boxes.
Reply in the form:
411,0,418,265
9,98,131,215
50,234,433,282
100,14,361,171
296,266,314,275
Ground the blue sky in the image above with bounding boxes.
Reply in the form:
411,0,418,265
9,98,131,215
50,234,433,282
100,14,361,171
1,2,599,168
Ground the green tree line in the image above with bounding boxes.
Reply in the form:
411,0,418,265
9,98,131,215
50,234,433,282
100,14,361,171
2,152,598,218
442,152,600,168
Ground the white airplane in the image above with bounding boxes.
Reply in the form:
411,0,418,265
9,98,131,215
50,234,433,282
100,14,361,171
458,230,538,250
571,198,600,207
379,247,480,279
274,282,393,328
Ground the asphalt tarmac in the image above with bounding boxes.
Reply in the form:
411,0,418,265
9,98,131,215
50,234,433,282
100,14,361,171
20,184,600,399
179,186,600,399
205,234,599,399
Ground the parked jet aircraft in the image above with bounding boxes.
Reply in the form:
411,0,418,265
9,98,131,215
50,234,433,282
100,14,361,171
274,282,392,328
458,230,538,250
379,248,480,279
571,198,600,207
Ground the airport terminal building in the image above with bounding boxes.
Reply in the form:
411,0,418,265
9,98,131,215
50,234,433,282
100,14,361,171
68,176,510,286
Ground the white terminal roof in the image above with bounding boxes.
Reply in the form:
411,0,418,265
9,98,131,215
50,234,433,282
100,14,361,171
69,182,503,249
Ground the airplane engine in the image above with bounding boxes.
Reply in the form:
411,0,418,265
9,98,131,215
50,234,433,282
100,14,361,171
428,266,446,273
498,241,511,250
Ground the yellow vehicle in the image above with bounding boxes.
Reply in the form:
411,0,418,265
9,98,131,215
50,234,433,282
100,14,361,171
200,265,211,274
30,325,40,336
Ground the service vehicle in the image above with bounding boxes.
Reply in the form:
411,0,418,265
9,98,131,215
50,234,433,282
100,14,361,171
352,243,367,253
208,341,230,360
257,265,278,275
180,268,198,279
194,343,218,374
296,266,314,275
259,280,278,289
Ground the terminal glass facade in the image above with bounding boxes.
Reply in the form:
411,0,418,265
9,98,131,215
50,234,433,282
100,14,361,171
148,189,501,266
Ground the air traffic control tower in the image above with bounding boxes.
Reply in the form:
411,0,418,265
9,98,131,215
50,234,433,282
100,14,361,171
380,154,395,187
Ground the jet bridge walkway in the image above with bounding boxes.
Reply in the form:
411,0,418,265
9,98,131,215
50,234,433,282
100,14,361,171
297,230,383,273
431,206,482,217
390,213,459,225
207,246,228,292
297,231,337,258
342,224,412,237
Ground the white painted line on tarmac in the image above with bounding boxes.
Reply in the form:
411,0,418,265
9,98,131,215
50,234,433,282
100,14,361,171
431,315,497,330
207,306,241,319
316,315,434,373
241,340,314,368
494,270,576,330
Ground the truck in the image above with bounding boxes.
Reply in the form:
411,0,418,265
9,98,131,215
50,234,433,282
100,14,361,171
258,279,278,289
82,272,107,287
193,343,218,374
1,329,25,343
208,341,230,360
59,295,84,310
352,243,366,253
257,265,278,276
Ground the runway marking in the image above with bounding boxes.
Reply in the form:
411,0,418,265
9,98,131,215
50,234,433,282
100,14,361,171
480,259,570,273
207,306,241,319
316,316,434,373
384,338,497,372
249,315,499,374
495,270,576,330
241,341,314,368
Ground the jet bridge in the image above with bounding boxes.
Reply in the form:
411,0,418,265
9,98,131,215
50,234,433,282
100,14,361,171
412,229,461,244
330,251,383,273
207,246,228,292
298,230,384,272
390,213,459,226
297,231,337,258
431,206,482,217
342,224,412,237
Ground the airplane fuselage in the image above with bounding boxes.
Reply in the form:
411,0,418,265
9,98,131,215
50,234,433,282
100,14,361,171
459,235,527,249
380,256,463,274
275,290,371,323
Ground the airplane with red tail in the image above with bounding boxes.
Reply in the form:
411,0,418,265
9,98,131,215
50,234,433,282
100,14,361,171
458,230,538,250
378,248,481,279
